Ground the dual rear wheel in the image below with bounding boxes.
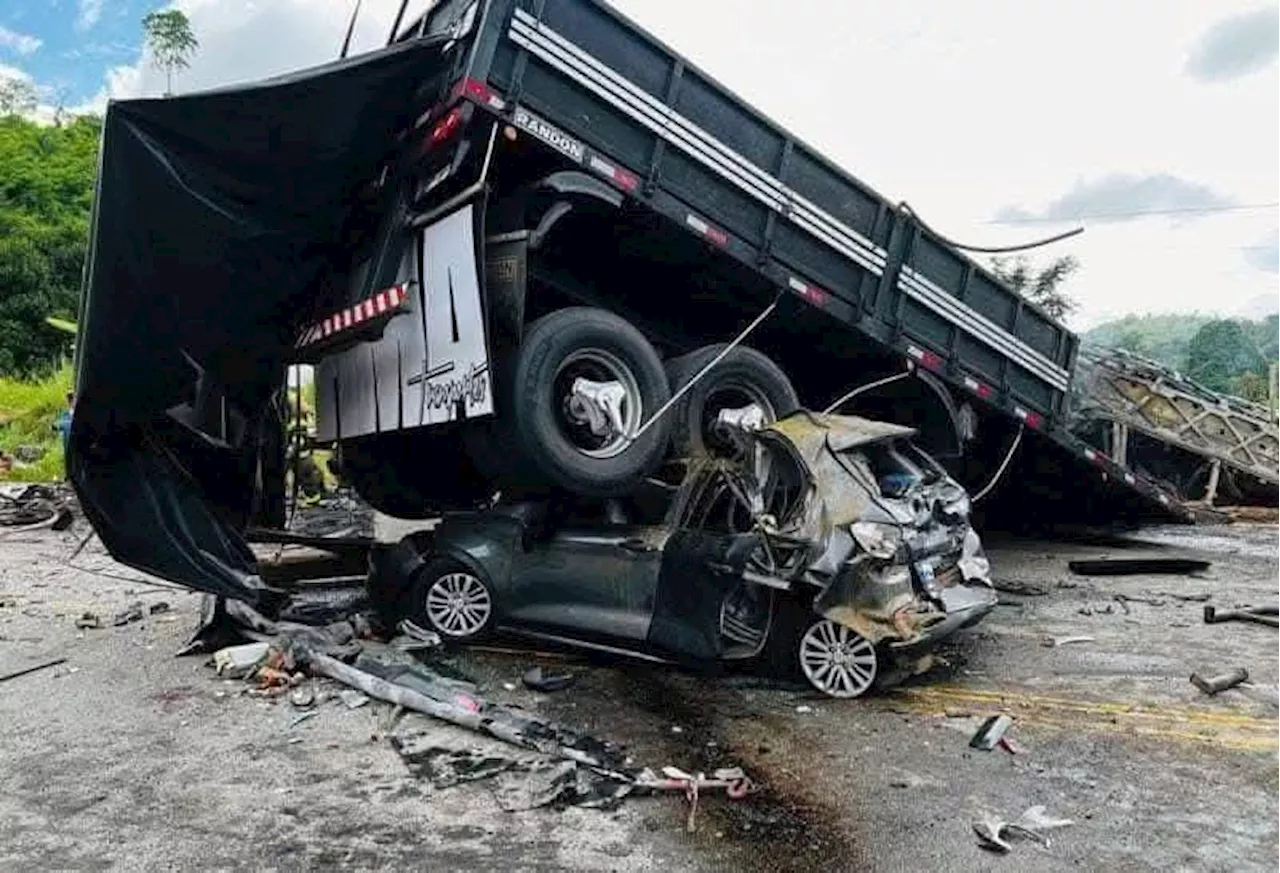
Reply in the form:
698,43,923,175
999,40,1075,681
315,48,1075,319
469,306,799,494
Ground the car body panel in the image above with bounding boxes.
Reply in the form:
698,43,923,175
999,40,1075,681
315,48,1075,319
395,411,996,672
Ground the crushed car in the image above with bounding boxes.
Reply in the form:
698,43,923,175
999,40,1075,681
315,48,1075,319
371,411,996,698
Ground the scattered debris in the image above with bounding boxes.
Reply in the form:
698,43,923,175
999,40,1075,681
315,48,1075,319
1159,591,1211,603
339,689,370,709
212,642,273,679
969,714,1014,750
973,805,1074,853
74,612,101,630
991,579,1049,597
1043,635,1095,647
999,736,1025,755
392,740,518,788
634,766,754,831
1115,594,1163,608
1190,668,1249,696
0,484,75,532
795,705,813,714
289,710,319,728
289,687,316,708
0,657,68,684
522,665,575,693
12,445,45,463
1203,604,1279,629
1069,558,1211,577
149,601,171,615
113,601,146,626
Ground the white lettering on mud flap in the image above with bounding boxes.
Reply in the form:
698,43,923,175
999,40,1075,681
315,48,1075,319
512,107,585,163
410,204,494,426
316,204,493,440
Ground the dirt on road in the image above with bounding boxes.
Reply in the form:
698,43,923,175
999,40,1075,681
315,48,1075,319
1,520,1276,872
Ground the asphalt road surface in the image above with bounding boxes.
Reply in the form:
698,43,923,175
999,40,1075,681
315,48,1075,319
1,519,1275,871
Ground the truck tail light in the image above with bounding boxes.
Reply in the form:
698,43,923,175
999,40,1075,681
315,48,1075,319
423,107,464,152
451,77,506,110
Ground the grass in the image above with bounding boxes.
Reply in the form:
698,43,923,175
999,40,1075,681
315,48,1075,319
0,365,72,482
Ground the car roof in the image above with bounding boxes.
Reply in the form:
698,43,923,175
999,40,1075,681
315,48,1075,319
763,411,917,455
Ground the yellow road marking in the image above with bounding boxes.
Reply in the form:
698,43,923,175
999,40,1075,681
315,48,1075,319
887,684,1278,752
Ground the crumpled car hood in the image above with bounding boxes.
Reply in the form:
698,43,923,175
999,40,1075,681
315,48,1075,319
739,411,993,645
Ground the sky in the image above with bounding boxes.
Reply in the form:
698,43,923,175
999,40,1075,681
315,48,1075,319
0,0,1276,329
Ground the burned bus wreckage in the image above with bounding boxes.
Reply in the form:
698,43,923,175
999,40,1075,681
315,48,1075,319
68,1,1272,698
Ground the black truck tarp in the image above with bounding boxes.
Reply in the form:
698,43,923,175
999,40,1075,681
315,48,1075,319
70,37,451,604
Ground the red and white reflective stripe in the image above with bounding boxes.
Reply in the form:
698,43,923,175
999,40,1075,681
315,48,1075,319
788,276,828,306
298,284,409,348
905,344,943,372
452,78,507,111
961,375,993,399
1083,447,1103,463
587,155,638,192
686,213,728,246
1013,406,1043,429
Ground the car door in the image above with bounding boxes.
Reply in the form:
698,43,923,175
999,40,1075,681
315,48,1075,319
502,501,670,644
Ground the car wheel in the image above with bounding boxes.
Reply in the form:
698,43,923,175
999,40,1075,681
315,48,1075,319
797,618,877,698
664,344,798,458
508,307,672,496
412,558,495,642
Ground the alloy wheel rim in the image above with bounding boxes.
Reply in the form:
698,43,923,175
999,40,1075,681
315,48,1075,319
799,619,877,698
425,572,491,637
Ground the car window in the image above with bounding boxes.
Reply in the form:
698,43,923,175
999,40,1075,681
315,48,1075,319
857,440,925,498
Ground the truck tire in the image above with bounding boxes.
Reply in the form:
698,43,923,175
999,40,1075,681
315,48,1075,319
664,345,799,457
506,307,672,496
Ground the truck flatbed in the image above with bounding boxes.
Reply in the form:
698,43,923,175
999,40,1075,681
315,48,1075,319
406,0,1185,522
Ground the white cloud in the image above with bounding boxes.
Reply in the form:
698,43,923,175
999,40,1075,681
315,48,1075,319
77,0,105,32
0,63,32,82
1185,5,1280,83
997,175,1235,224
0,25,42,55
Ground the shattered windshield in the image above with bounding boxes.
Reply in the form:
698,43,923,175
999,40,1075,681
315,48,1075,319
846,439,941,498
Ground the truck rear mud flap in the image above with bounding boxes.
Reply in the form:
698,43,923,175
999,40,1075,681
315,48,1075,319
69,38,452,604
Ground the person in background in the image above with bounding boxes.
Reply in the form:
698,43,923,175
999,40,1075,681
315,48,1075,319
53,391,74,478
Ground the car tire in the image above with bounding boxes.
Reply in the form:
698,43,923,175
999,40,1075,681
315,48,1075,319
505,307,672,497
664,344,799,458
411,557,496,642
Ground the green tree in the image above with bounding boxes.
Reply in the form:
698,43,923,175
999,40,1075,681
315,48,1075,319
988,254,1080,320
0,114,102,376
1232,370,1270,404
1184,319,1265,394
1115,329,1149,356
0,76,37,116
142,9,199,96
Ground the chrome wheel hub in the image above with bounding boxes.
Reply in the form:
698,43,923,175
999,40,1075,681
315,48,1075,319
556,348,642,459
425,572,491,638
799,619,877,698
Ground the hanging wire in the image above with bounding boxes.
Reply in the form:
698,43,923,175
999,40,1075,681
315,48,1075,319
971,424,1025,503
898,202,1084,254
823,366,916,414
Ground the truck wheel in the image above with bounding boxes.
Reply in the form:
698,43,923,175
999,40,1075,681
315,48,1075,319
665,345,799,457
507,307,672,496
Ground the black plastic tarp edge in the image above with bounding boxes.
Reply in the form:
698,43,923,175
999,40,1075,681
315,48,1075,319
70,37,452,604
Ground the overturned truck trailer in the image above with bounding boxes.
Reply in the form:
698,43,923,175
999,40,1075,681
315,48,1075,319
70,0,1185,604
1072,347,1279,507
